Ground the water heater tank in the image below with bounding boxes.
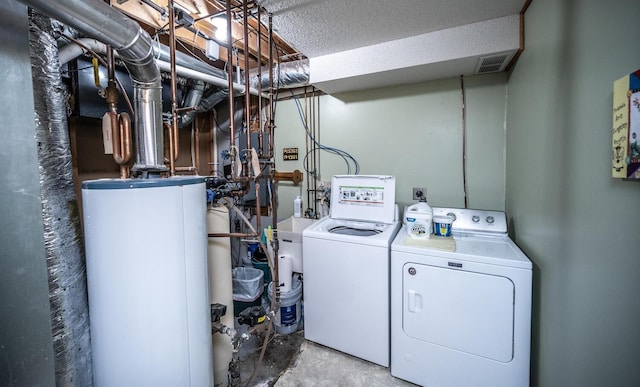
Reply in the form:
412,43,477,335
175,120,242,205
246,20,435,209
82,177,213,386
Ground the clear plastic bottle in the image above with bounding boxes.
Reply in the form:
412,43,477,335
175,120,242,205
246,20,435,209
294,195,302,218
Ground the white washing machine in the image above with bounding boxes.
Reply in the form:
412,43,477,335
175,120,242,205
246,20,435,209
391,207,532,387
302,175,400,367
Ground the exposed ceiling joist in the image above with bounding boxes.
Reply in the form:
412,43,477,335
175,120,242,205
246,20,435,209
112,0,302,70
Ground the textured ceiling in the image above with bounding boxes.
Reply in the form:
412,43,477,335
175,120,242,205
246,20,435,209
258,0,527,58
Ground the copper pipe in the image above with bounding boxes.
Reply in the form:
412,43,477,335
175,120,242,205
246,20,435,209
254,180,262,244
210,111,218,176
105,45,131,179
226,0,235,173
194,119,200,175
257,6,264,157
243,0,252,179
163,122,179,163
274,170,303,184
267,13,275,159
176,106,198,113
225,0,249,183
208,196,260,239
173,120,179,162
168,0,178,176
311,91,317,215
208,232,259,238
175,166,197,173
111,112,132,179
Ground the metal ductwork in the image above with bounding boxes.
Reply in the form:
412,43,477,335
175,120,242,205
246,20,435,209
198,88,230,115
178,79,205,128
249,58,310,90
20,0,166,173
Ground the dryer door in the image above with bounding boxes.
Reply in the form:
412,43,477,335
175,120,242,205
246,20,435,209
403,263,514,362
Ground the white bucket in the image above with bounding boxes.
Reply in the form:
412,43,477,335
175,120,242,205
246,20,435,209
267,277,303,335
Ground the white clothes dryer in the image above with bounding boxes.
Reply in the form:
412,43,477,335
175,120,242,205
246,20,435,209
391,207,532,387
302,175,400,367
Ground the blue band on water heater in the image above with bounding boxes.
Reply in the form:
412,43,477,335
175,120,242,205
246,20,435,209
82,176,205,190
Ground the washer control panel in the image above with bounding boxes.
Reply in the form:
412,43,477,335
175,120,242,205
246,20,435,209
432,207,508,234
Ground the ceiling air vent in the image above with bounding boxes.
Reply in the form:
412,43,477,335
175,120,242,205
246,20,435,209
474,51,515,74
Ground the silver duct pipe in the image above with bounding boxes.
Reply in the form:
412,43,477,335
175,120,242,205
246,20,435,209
249,58,310,90
152,40,227,80
198,88,229,115
57,38,241,130
29,11,93,387
21,0,166,173
178,79,205,127
216,99,244,136
58,37,104,65
59,38,259,95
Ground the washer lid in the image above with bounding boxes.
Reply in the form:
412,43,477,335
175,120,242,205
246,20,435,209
303,217,400,246
330,175,396,223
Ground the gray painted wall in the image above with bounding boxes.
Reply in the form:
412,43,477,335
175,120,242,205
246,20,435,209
507,0,640,386
275,73,508,218
0,1,56,386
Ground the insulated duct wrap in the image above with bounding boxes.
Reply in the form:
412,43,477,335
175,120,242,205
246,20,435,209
199,88,229,114
249,59,310,90
28,11,93,387
216,98,244,136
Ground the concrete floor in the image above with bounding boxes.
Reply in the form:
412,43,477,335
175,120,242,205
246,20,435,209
235,321,416,387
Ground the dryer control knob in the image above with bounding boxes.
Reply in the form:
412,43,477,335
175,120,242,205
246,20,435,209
408,267,417,276
472,215,480,223
446,212,457,222
486,216,495,224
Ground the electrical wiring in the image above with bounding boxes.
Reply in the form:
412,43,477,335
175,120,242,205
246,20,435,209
290,91,359,175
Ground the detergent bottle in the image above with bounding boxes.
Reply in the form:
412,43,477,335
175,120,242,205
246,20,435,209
405,197,433,239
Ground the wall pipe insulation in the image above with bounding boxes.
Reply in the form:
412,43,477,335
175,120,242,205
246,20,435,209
20,0,166,173
28,11,92,386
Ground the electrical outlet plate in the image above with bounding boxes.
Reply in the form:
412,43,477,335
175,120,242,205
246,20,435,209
413,187,426,200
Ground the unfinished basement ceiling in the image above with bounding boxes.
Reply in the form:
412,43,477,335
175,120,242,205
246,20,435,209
258,0,529,94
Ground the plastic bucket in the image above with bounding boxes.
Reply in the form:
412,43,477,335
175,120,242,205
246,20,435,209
267,277,302,335
433,215,454,237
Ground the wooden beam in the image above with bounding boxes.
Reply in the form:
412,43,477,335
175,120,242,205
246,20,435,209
112,0,302,70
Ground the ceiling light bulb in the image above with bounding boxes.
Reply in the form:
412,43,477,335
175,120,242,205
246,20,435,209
210,17,228,42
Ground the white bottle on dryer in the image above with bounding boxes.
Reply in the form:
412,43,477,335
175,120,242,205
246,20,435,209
405,197,433,239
